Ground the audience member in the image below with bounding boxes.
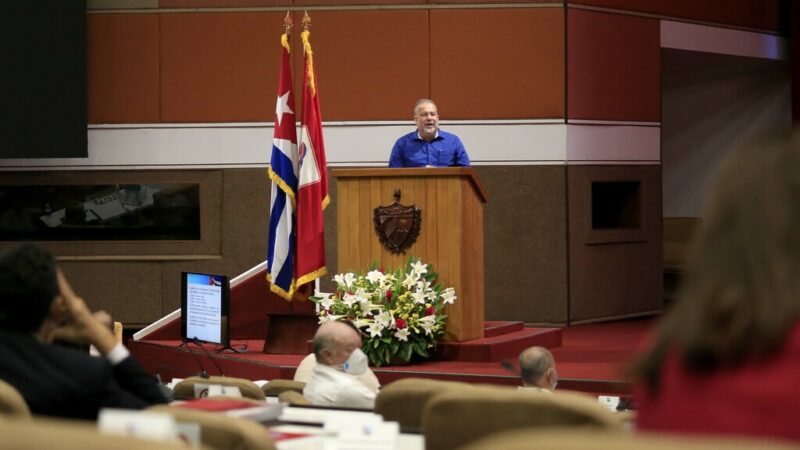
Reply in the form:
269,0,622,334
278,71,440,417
389,99,471,168
0,243,167,419
303,321,378,409
634,130,800,442
518,346,558,392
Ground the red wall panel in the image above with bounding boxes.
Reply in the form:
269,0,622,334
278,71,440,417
431,8,565,120
160,12,283,122
161,0,290,6
567,9,659,121
290,10,429,121
88,14,161,123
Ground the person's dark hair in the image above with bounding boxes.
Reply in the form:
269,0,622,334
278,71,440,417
0,243,59,333
634,130,800,391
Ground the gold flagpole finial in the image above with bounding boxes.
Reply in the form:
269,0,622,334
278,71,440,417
283,11,293,34
302,10,311,30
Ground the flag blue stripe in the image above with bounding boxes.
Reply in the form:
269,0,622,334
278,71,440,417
271,142,298,190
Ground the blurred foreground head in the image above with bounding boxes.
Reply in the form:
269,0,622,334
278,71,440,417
638,130,800,387
0,243,58,333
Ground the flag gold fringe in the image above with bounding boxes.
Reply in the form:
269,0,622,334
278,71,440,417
266,272,296,301
296,266,328,294
267,168,297,208
301,29,316,96
281,33,290,53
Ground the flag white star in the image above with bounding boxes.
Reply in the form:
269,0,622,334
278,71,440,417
275,91,293,126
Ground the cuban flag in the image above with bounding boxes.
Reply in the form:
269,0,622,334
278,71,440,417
295,27,329,288
266,34,299,300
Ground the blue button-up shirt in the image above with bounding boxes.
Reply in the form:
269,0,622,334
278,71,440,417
388,130,471,168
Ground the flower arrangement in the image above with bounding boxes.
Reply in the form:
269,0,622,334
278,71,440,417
311,258,457,366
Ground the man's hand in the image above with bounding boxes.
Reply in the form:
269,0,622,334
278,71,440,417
51,270,117,355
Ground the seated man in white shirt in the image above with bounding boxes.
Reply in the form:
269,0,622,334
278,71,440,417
303,321,378,409
518,346,558,393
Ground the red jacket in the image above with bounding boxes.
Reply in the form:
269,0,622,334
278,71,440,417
636,322,800,442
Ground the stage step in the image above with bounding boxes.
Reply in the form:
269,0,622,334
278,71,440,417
484,321,524,338
434,327,562,363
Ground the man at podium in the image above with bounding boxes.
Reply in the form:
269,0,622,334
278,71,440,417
389,99,471,168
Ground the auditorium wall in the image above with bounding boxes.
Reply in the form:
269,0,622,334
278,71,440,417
0,0,786,327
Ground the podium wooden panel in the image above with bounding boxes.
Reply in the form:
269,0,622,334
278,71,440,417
332,168,488,341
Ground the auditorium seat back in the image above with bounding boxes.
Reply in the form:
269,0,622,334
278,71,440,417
375,378,473,430
149,404,276,450
0,379,30,419
458,429,800,450
173,376,266,401
261,379,306,397
278,390,311,405
0,416,201,450
423,386,621,450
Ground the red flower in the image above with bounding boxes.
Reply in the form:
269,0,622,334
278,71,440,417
395,318,407,329
425,306,435,316
386,289,393,300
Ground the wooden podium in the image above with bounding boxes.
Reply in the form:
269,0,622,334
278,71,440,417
332,168,488,341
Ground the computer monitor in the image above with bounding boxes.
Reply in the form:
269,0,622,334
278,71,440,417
180,272,230,347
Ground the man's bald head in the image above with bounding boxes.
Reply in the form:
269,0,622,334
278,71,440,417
313,321,362,367
519,346,558,390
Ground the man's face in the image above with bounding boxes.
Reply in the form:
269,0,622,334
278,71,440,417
328,328,362,366
414,102,439,139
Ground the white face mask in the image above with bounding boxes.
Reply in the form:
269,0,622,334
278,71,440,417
341,348,368,375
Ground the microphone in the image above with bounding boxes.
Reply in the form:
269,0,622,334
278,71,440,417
188,337,226,377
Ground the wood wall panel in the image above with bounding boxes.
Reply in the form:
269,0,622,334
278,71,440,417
567,165,662,322
430,8,565,120
474,166,568,324
293,10,429,120
160,12,283,123
570,0,782,32
88,14,161,123
60,262,163,325
567,9,660,121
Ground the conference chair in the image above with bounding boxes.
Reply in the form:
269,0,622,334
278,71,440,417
374,378,473,430
261,379,306,397
422,385,622,450
293,353,381,391
278,390,311,406
173,376,266,401
0,416,202,450
0,379,30,419
149,404,276,450
458,429,800,450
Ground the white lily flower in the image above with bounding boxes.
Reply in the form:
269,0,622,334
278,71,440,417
376,310,394,328
352,318,371,329
410,260,428,277
419,319,435,335
416,280,431,293
411,290,427,304
342,292,357,307
318,293,335,310
365,270,384,284
319,314,344,324
394,328,410,342
401,273,416,289
334,272,356,288
441,287,457,305
367,321,384,338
